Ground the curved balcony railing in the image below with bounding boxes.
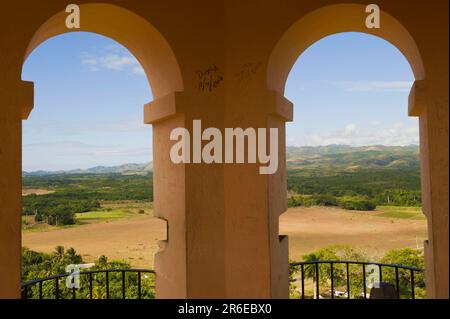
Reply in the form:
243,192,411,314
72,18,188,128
22,261,424,299
289,260,424,299
22,269,155,299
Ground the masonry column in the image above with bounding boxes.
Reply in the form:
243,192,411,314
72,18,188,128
0,77,33,298
146,79,227,298
410,80,449,299
223,65,292,297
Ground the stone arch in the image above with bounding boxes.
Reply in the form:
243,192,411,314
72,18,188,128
266,3,435,298
267,3,425,95
23,3,184,101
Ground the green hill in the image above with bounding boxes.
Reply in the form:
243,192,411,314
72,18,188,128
22,145,421,222
286,145,421,207
286,145,419,171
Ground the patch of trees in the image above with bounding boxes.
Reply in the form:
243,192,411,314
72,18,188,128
22,247,155,299
22,173,154,225
23,195,100,225
290,246,425,299
288,194,377,211
374,189,421,207
287,168,421,207
23,173,153,201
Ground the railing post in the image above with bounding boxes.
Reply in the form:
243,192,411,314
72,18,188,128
379,265,382,282
89,273,93,299
362,264,366,299
395,267,400,299
315,263,320,299
138,271,142,299
39,281,43,300
300,264,305,299
55,278,59,299
23,286,28,300
346,263,350,299
122,271,126,299
330,263,334,299
106,272,110,299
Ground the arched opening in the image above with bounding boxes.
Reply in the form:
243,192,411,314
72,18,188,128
267,4,428,299
267,4,425,95
23,3,183,102
20,4,183,299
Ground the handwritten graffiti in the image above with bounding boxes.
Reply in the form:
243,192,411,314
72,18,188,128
234,61,261,83
195,65,223,92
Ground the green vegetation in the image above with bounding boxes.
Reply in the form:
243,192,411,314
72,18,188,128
288,194,377,211
22,173,153,201
75,210,129,221
22,173,153,225
289,245,425,299
22,146,421,224
286,145,421,210
22,246,155,299
380,248,426,298
376,206,425,220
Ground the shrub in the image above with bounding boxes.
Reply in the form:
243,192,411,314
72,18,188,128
338,197,376,211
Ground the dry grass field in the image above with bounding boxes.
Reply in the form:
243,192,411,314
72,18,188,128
22,204,427,268
281,206,427,262
22,188,55,196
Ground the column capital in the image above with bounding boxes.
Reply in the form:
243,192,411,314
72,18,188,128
1,80,34,120
265,90,293,122
408,80,427,117
144,91,186,124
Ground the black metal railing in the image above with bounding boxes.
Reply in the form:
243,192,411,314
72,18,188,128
289,261,424,299
22,268,155,299
23,262,424,299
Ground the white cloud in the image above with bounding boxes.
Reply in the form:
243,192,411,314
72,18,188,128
288,121,419,147
81,45,145,76
328,81,413,92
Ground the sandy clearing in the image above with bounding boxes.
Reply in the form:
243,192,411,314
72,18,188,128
280,207,427,261
22,188,55,196
23,215,167,268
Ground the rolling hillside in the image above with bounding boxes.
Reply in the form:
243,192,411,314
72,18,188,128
23,145,419,176
286,145,419,171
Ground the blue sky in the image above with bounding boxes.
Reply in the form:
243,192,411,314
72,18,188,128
22,32,417,171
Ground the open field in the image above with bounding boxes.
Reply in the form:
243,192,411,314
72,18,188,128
22,188,55,196
375,205,425,220
282,206,427,262
22,205,427,268
23,210,166,268
22,201,152,232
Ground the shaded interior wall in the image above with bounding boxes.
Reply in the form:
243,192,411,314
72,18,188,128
0,0,448,298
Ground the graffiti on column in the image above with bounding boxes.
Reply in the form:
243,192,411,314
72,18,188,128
195,65,224,92
234,61,262,93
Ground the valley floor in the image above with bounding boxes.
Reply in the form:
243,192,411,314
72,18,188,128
22,205,427,268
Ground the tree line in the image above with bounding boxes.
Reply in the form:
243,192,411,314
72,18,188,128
287,167,421,208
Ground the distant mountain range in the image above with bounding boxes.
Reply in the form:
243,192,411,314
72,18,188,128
23,162,153,176
286,144,419,171
23,145,419,176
